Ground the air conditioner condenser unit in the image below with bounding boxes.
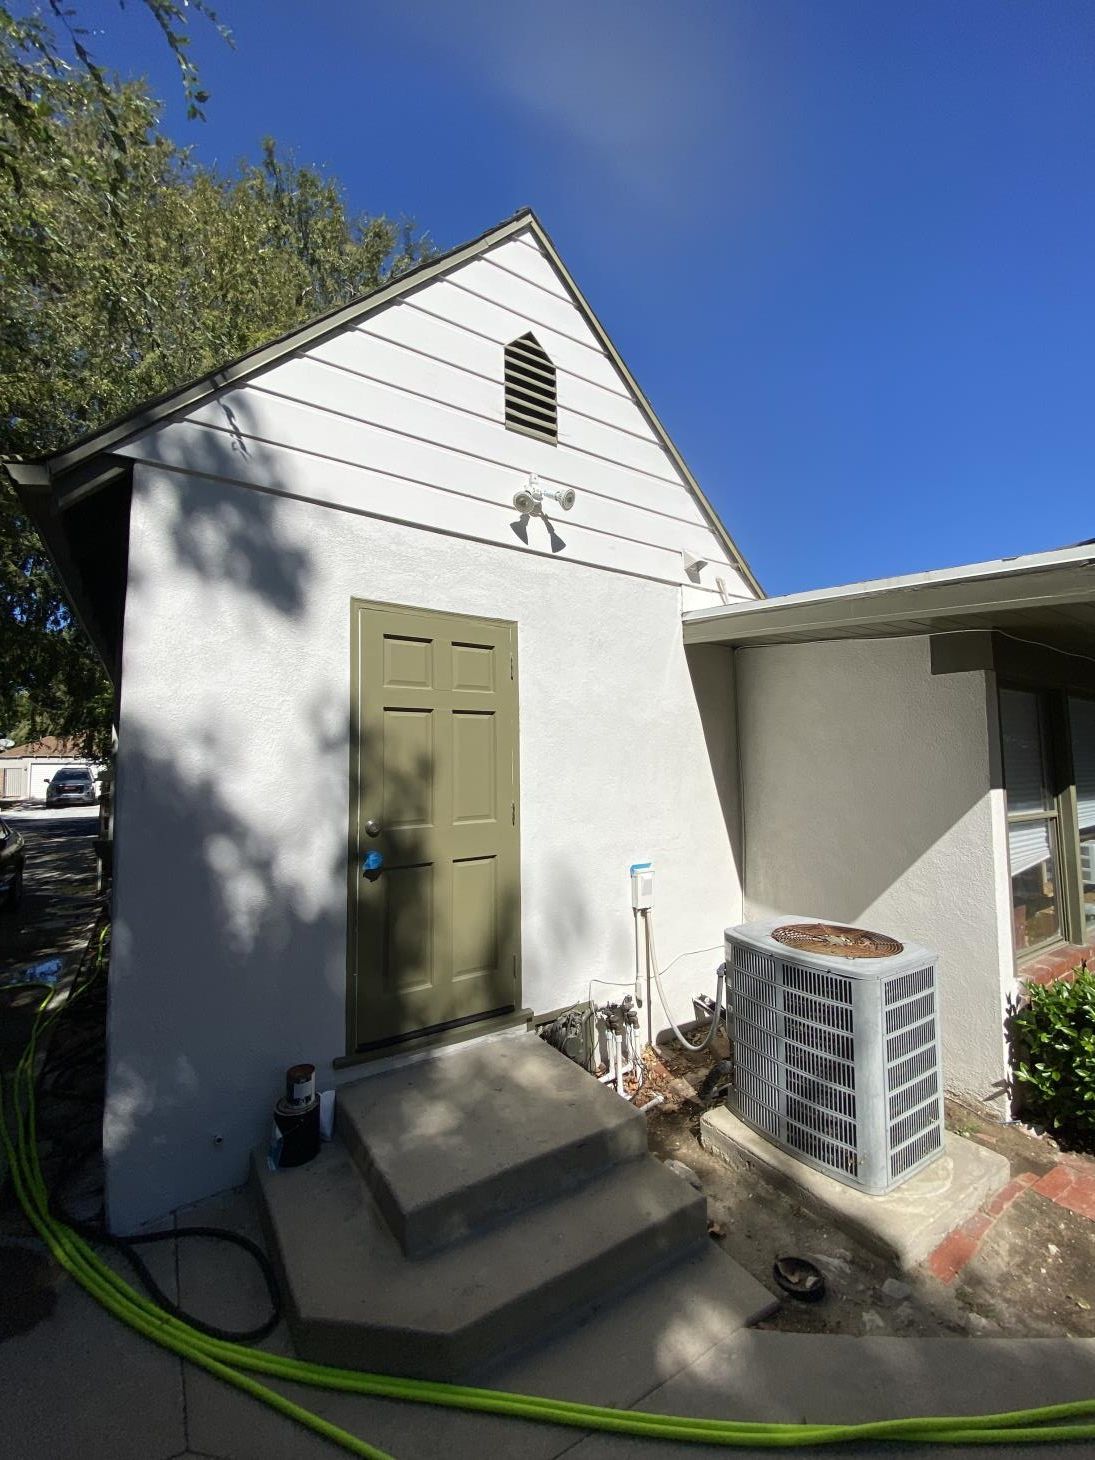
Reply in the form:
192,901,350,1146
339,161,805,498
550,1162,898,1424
724,917,943,1195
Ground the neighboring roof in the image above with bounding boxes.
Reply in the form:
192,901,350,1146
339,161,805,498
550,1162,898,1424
0,735,91,759
4,207,762,598
682,542,1095,653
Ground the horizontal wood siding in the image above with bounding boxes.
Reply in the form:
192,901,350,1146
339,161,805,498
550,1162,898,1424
117,228,753,600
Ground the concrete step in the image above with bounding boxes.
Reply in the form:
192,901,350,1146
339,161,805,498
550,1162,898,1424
253,1135,720,1379
336,1035,650,1256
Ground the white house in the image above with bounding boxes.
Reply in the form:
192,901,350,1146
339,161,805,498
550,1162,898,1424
0,736,100,802
8,209,1095,1232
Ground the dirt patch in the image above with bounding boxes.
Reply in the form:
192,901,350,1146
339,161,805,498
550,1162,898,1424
638,1038,1095,1339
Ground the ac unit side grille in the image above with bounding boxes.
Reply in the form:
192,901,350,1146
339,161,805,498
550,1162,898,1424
785,1118,859,1176
885,967,934,1005
786,1097,857,1150
891,1125,943,1179
886,1018,936,1065
889,1071,939,1120
784,1016,854,1063
782,963,853,1005
732,1020,780,1063
734,991,778,1034
727,926,942,1195
784,1041,856,1091
885,991,935,1034
736,1062,857,1122
783,990,854,1030
734,969,779,1007
889,1099,940,1150
786,1070,857,1120
736,1089,780,1139
887,1045,937,1092
735,1023,858,1092
732,946,774,979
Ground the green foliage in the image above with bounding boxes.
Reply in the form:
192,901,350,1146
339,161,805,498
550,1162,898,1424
2,1,230,145
1012,968,1095,1150
1,23,432,755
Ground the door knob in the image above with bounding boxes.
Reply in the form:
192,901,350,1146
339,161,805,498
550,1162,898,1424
364,818,381,837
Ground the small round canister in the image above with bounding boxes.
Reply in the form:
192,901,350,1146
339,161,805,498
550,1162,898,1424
285,1062,316,1107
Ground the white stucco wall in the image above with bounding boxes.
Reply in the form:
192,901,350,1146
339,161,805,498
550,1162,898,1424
737,636,1013,1107
106,465,743,1229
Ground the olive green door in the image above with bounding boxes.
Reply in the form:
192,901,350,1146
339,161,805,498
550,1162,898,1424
348,601,521,1051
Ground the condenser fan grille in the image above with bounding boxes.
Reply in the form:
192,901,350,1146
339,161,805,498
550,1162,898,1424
772,922,904,959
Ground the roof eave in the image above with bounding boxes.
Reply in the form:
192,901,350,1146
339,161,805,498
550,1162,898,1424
1,205,763,600
682,556,1095,647
2,210,539,485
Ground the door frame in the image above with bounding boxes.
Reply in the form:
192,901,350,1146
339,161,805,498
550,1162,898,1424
344,597,522,1056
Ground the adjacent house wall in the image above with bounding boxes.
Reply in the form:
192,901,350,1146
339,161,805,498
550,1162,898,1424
737,636,1013,1106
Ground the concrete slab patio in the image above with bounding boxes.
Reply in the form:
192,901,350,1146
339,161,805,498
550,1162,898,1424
6,1177,1095,1459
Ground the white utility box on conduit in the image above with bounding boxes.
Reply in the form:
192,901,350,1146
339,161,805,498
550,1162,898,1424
725,917,943,1196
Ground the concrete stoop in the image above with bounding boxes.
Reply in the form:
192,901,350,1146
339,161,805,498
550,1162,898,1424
254,1035,777,1378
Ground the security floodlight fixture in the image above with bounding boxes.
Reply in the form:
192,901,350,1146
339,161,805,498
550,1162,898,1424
681,549,709,577
512,473,576,517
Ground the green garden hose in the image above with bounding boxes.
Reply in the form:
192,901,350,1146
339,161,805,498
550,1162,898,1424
5,965,1095,1457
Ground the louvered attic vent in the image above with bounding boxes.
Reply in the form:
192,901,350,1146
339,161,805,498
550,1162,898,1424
505,333,557,444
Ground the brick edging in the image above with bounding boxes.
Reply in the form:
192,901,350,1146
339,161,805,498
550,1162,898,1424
925,1172,1039,1284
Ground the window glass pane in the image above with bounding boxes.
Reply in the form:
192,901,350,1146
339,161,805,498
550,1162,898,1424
1010,817,1061,951
1001,688,1053,814
1068,695,1095,934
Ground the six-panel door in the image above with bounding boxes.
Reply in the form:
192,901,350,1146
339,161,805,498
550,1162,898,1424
349,601,520,1050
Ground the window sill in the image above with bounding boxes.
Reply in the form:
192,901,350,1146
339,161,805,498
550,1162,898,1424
1016,940,1094,986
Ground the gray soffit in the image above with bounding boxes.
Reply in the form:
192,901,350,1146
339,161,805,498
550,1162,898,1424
3,207,762,598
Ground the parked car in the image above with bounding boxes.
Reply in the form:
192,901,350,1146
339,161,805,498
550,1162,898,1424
0,818,25,910
45,767,98,807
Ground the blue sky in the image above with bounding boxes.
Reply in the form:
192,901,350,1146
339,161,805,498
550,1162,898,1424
77,0,1095,595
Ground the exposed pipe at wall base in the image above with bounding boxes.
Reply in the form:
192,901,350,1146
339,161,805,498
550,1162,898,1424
641,908,727,1057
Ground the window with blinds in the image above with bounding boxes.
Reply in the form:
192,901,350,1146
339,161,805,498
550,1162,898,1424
1068,695,1095,934
1001,688,1061,952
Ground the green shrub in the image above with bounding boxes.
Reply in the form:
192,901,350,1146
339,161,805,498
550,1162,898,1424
1012,968,1095,1150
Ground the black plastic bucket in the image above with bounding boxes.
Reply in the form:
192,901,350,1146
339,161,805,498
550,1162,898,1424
273,1096,320,1168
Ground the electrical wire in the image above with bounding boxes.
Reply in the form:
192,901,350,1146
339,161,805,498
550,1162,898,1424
5,935,1095,1453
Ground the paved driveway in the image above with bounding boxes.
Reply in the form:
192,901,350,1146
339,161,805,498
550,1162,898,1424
0,807,101,1228
0,806,99,971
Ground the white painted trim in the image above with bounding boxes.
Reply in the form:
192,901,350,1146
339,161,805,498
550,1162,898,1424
684,548,1095,645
